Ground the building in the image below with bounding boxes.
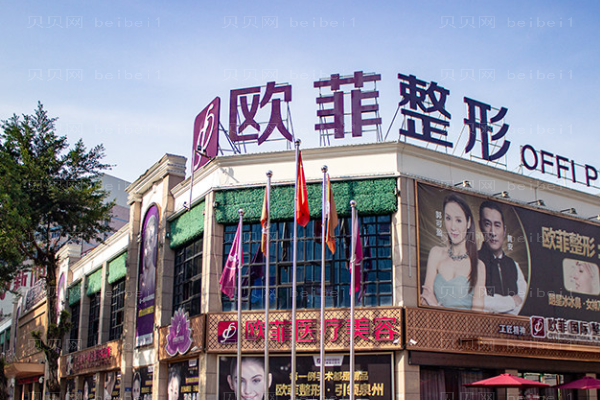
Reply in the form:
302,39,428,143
7,141,600,400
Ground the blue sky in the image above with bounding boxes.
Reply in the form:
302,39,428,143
2,0,599,191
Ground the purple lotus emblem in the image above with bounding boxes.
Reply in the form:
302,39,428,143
165,309,193,356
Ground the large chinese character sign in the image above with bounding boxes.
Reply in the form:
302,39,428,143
229,82,294,148
314,71,382,145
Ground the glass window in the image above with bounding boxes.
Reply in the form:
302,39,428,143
68,301,80,353
109,278,126,341
221,215,393,311
173,238,203,317
87,293,100,348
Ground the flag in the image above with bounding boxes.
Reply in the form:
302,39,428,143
325,174,338,253
296,151,310,227
350,213,363,295
260,184,270,253
219,219,243,299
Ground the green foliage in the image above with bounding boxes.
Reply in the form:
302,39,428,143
214,178,398,224
169,201,205,249
0,103,114,393
0,102,114,278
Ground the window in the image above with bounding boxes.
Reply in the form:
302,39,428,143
68,302,80,353
221,215,393,311
173,238,203,317
109,278,126,341
87,293,100,347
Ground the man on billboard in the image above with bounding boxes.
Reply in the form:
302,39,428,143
478,201,526,314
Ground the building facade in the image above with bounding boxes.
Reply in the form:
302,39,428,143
7,141,600,400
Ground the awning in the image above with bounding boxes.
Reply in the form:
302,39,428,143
4,362,45,378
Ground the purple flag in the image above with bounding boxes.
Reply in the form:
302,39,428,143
350,213,363,295
220,220,243,299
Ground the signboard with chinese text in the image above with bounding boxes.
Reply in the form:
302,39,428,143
530,315,600,344
229,82,293,146
406,307,600,361
217,70,600,191
218,353,393,400
206,308,402,353
59,341,121,378
417,182,600,321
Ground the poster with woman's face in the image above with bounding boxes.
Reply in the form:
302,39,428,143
417,181,600,321
132,366,153,400
136,204,159,347
218,354,393,400
65,379,75,400
168,359,199,400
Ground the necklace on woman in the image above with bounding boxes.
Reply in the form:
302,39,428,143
448,247,468,261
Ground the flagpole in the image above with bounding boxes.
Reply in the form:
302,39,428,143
291,139,300,400
349,200,357,400
320,166,327,400
189,144,197,210
264,170,272,400
237,208,244,400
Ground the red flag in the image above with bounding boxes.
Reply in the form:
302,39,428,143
260,184,270,253
350,213,363,295
325,174,338,253
296,151,310,227
219,219,243,299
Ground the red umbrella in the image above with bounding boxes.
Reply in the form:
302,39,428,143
465,374,551,388
555,376,600,389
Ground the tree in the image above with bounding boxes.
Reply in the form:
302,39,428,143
0,103,114,398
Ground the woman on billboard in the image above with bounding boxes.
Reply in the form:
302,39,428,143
227,357,272,400
421,194,486,311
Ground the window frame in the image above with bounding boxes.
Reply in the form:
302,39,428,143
172,237,204,317
87,293,100,348
221,214,393,311
109,278,126,341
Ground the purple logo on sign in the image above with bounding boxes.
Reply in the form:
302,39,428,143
165,308,193,356
193,97,220,171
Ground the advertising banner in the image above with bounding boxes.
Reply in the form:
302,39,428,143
136,205,159,347
65,379,75,400
168,359,199,400
104,371,120,400
218,354,393,400
132,366,153,400
417,182,600,320
82,375,96,400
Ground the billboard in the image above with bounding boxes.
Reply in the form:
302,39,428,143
82,375,96,400
136,204,159,347
218,354,393,400
167,359,199,400
417,182,600,320
132,365,153,400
